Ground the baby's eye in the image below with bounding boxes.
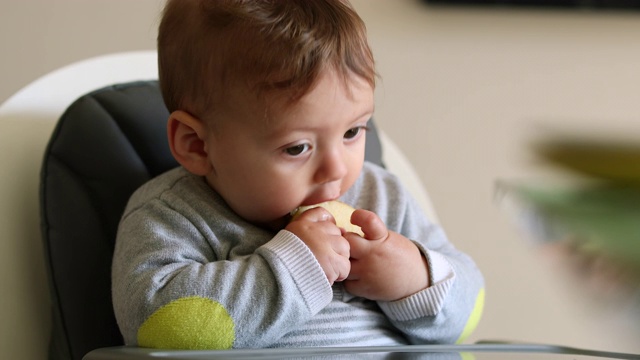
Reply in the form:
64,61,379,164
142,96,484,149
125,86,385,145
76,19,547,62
284,143,310,156
344,126,366,140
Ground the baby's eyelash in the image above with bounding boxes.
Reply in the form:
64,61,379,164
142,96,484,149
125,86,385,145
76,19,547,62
284,143,310,156
344,126,369,139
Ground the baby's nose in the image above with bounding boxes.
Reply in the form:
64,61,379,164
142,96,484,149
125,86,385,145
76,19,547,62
314,149,348,184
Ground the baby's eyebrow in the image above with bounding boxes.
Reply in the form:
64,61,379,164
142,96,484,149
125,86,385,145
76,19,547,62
261,101,374,136
257,123,302,145
353,107,375,124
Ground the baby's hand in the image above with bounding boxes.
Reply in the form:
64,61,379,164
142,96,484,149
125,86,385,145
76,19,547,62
343,209,430,301
285,207,351,285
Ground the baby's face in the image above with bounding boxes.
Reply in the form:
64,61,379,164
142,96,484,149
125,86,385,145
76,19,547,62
202,70,374,228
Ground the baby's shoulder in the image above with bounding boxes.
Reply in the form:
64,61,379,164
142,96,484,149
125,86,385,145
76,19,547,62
124,167,213,213
358,161,403,190
342,162,405,206
128,167,186,201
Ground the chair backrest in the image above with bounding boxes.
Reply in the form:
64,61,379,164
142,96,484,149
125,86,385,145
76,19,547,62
39,80,386,360
40,81,175,359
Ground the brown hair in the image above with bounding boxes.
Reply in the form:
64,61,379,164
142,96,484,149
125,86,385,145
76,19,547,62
158,0,376,120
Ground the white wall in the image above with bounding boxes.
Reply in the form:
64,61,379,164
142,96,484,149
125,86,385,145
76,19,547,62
1,0,639,359
354,0,640,353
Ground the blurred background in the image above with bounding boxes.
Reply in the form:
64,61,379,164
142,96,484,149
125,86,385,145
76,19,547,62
2,0,640,358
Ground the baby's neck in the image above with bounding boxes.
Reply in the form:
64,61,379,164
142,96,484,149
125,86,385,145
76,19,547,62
257,215,291,233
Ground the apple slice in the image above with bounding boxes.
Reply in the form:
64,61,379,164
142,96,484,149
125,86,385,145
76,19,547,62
291,201,363,236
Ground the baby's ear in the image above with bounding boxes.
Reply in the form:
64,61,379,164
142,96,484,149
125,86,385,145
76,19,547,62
167,110,212,176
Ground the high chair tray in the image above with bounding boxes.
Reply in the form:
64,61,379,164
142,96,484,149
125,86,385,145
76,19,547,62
84,342,639,360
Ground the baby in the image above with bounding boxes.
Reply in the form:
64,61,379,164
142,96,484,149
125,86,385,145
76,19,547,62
112,0,484,350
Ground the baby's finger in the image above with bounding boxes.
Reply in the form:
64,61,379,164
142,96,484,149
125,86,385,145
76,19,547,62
333,255,351,282
343,232,370,260
332,236,351,258
294,206,336,224
350,209,387,240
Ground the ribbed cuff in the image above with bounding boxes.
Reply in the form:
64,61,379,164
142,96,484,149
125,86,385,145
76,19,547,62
263,230,333,314
426,249,454,285
378,249,455,321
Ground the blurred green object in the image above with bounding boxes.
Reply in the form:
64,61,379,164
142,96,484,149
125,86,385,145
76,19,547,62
496,182,640,266
498,132,640,307
532,138,640,185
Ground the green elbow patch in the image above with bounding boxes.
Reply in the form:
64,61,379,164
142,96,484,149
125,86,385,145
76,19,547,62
456,287,485,344
137,296,235,350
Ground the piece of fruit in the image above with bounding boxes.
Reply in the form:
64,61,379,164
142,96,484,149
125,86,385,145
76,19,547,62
291,201,363,236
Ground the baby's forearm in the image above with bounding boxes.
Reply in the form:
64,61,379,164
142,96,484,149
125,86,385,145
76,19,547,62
114,219,333,349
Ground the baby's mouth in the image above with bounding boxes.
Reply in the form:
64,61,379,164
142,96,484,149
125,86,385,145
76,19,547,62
300,193,340,208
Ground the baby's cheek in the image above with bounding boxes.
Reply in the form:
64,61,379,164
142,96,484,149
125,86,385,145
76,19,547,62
137,296,235,350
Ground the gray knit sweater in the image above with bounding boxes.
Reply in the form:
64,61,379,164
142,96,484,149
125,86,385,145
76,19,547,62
112,162,484,349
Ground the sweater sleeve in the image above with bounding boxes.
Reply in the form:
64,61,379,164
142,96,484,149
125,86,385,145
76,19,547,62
112,194,333,350
347,163,485,344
